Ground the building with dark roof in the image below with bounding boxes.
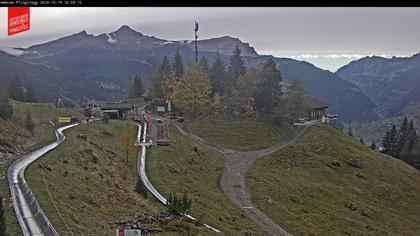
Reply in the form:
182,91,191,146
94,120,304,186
101,102,132,119
303,96,329,121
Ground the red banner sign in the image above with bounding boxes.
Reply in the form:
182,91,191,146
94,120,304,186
8,7,30,36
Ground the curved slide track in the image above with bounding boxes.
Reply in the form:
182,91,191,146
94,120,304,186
8,123,79,236
134,124,221,234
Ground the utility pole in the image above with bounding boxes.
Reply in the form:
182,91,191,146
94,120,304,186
194,21,199,63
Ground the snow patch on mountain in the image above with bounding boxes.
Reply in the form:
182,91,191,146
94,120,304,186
1,47,26,56
154,41,175,45
106,33,117,43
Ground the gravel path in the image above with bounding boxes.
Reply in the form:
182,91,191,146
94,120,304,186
175,124,310,236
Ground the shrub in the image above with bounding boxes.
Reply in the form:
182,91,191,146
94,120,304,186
167,192,192,216
103,113,110,124
25,112,34,133
0,90,13,120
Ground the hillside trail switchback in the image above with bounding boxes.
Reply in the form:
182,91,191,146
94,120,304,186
175,123,311,236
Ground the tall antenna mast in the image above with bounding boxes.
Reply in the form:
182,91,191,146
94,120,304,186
194,21,199,63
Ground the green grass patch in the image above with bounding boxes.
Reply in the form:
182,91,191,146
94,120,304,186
146,126,262,235
20,102,84,123
247,125,420,235
184,117,297,151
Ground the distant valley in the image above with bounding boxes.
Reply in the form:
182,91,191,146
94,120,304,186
337,54,420,142
337,53,420,117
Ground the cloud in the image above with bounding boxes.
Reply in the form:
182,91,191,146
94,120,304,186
291,54,319,59
323,54,367,59
291,53,369,60
290,53,412,60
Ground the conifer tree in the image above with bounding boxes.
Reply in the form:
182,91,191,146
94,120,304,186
382,130,392,155
135,76,144,97
25,81,37,102
160,55,172,77
253,59,283,117
227,42,247,94
147,55,171,102
400,120,419,162
408,120,417,138
0,90,13,120
128,75,143,98
9,76,24,101
287,79,307,118
382,124,401,158
128,76,135,99
209,52,227,95
400,117,410,140
347,126,353,137
389,125,400,158
172,48,184,78
398,117,410,153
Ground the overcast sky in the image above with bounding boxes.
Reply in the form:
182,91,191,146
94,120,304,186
1,7,419,71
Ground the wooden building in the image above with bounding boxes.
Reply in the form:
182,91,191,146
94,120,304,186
306,98,329,121
293,96,330,125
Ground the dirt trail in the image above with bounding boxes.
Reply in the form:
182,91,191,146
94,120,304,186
175,124,310,236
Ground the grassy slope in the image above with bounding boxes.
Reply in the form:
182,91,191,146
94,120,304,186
247,125,420,235
25,122,156,235
0,118,30,236
147,126,262,236
26,121,205,235
0,101,84,236
184,117,297,151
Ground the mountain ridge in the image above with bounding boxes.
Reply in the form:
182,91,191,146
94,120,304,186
336,52,420,116
0,25,377,122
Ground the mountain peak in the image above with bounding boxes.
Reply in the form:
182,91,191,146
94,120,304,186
113,25,143,36
66,30,92,38
219,35,237,40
